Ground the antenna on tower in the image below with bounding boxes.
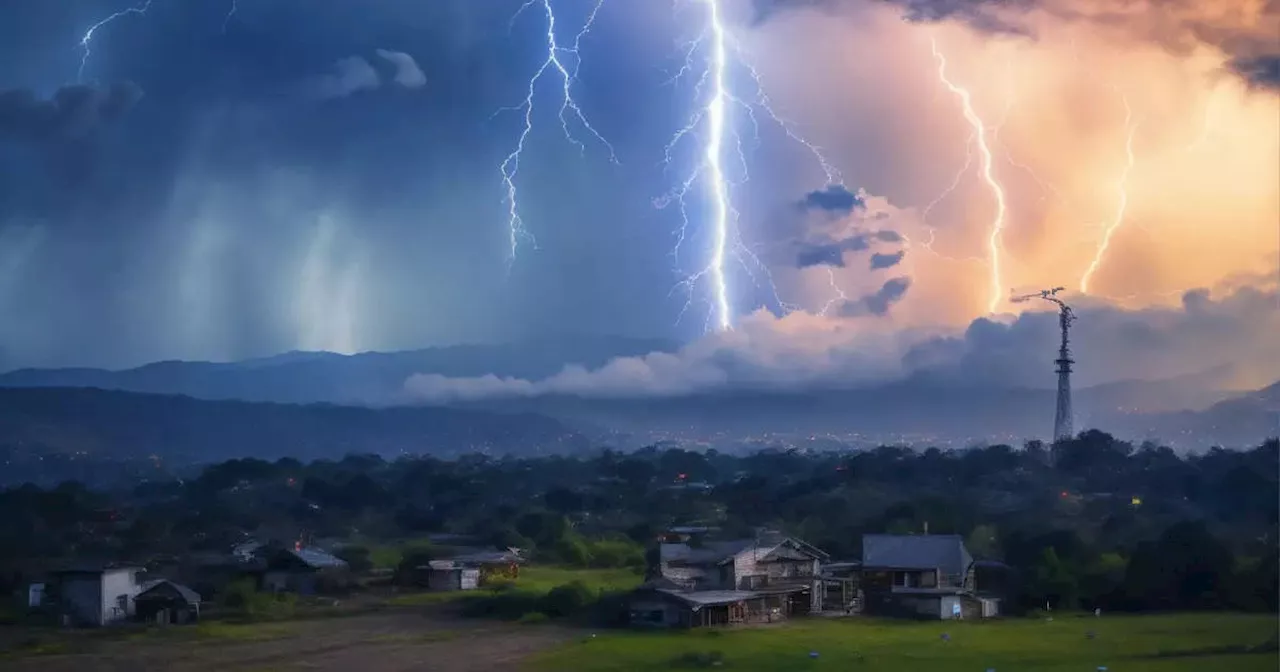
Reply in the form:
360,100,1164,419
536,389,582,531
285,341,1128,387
1011,287,1076,442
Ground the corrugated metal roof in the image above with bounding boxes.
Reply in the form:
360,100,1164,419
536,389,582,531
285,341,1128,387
861,534,972,577
290,547,348,569
138,579,202,605
657,589,760,606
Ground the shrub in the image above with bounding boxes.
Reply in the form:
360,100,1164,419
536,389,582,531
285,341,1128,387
517,611,549,624
542,580,595,618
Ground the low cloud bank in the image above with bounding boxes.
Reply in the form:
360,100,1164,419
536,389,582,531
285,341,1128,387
404,280,1280,403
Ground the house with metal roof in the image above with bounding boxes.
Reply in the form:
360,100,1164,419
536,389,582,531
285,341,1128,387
628,532,832,627
135,579,202,625
259,546,350,595
859,534,1000,620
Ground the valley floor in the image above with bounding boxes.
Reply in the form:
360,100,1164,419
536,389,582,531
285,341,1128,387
3,611,1274,671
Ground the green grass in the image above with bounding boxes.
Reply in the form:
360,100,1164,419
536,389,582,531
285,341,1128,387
530,613,1279,671
513,566,644,593
387,565,643,607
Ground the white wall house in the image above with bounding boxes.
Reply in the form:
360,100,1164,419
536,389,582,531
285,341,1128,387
50,566,145,626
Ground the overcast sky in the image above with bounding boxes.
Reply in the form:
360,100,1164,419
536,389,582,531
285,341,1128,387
1,0,1277,391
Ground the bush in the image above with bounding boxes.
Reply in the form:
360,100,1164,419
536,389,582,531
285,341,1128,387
517,611,549,624
220,578,297,621
542,580,595,617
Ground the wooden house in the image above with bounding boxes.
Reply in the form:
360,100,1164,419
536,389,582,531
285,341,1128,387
859,534,1000,620
628,532,830,627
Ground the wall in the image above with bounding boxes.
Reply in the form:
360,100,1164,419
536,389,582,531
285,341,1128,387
628,595,682,627
100,569,141,625
57,569,140,626
58,576,103,626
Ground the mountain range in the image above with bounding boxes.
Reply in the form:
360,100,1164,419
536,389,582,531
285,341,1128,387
0,336,676,405
0,338,1274,461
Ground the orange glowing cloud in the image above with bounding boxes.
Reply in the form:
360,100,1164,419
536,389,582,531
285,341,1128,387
740,0,1278,327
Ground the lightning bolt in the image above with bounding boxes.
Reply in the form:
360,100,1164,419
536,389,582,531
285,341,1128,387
660,0,842,332
222,0,239,33
818,267,849,317
930,35,1009,315
496,0,617,265
78,0,154,83
1080,93,1137,294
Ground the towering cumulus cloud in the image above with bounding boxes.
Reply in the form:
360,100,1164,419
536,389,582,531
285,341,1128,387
406,278,1280,402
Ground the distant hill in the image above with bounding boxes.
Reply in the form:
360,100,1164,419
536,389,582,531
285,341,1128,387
0,336,677,405
463,378,1280,449
1120,381,1280,448
0,387,586,466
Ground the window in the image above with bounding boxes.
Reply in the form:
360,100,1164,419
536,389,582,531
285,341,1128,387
920,571,937,588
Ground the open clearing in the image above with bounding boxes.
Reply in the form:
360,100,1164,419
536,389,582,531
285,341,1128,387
4,608,1274,671
531,613,1278,671
1,611,572,672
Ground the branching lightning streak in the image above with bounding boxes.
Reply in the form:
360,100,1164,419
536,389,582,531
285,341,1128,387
818,267,849,317
930,36,1008,314
1080,93,1137,294
78,0,154,83
661,0,841,332
497,0,616,265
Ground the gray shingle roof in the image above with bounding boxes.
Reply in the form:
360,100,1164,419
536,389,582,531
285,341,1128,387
861,534,973,577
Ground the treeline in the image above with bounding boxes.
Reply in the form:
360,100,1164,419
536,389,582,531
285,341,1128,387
0,431,1275,615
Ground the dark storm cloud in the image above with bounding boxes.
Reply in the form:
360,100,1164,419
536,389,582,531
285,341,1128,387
836,276,911,317
0,82,143,142
1230,55,1280,91
795,229,903,268
796,236,866,267
870,250,904,270
800,184,864,213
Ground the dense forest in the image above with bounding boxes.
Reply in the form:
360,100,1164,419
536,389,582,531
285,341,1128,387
1,430,1276,615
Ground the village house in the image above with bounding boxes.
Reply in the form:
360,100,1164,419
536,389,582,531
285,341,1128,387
415,547,524,590
424,560,481,592
859,534,1000,620
627,532,830,627
46,564,145,627
258,546,350,595
134,579,202,625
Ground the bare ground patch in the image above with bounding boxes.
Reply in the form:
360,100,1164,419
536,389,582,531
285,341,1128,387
2,611,576,672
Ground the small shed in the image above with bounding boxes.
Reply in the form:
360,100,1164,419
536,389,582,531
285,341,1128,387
425,561,481,592
135,580,201,625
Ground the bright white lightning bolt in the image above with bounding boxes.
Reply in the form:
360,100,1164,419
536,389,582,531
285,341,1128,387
930,36,1009,315
497,0,616,265
78,0,154,83
1080,93,1137,294
661,0,842,332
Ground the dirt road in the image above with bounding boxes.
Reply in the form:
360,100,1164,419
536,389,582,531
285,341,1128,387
4,612,572,672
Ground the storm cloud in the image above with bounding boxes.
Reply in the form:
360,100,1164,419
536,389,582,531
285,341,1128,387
405,282,1280,401
0,82,143,142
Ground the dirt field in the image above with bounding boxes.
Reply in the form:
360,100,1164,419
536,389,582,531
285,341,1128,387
3,611,575,672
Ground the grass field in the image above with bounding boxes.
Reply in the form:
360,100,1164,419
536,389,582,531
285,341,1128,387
530,613,1278,671
387,565,644,607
